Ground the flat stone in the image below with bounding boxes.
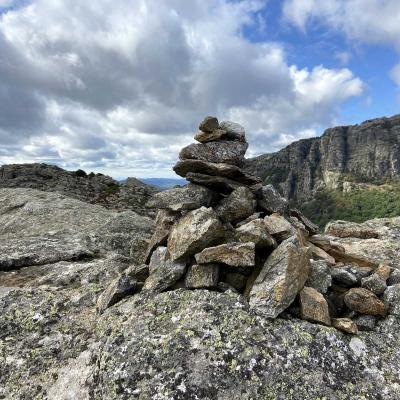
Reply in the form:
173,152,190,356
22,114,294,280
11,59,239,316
195,242,255,267
325,220,379,239
264,214,295,242
299,287,331,326
215,187,256,223
235,219,276,249
388,269,400,286
143,247,186,292
219,121,246,142
184,264,219,289
199,116,219,133
194,129,227,143
330,268,358,287
361,273,387,295
96,275,137,314
179,141,248,166
306,260,332,294
290,209,319,235
344,288,386,316
167,207,225,261
249,237,311,318
353,315,377,331
146,184,212,211
143,210,179,263
383,284,400,316
185,173,243,194
309,235,345,253
173,160,261,186
332,318,358,334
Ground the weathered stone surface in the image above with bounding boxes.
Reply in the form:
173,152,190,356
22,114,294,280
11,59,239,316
264,213,295,242
332,318,358,334
143,209,179,263
195,242,255,267
94,289,400,400
257,184,289,215
361,273,387,295
199,116,219,132
219,121,246,142
290,209,319,235
125,264,149,282
0,188,154,271
341,265,373,283
331,267,358,287
96,275,137,314
236,212,264,227
383,284,400,316
143,247,186,292
388,269,400,286
173,160,261,185
306,260,332,294
167,207,224,261
184,264,219,289
375,264,391,281
344,288,386,316
185,172,243,194
325,220,379,239
308,234,344,252
179,141,248,166
299,287,331,326
146,184,212,211
249,238,311,318
353,315,378,331
194,129,227,143
215,186,256,223
235,219,276,248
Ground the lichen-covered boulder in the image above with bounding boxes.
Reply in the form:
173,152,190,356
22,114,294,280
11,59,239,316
325,220,379,239
185,264,220,289
146,184,213,212
167,207,225,261
218,120,246,142
257,185,289,215
235,219,276,249
263,214,295,242
199,116,219,132
195,242,255,268
249,237,311,318
215,186,256,223
179,141,248,166
143,247,186,292
306,260,332,294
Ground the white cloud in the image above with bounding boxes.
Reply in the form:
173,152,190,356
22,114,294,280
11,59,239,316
283,0,400,49
390,63,400,86
0,0,364,177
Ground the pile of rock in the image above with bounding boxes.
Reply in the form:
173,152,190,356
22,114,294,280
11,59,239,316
98,117,399,334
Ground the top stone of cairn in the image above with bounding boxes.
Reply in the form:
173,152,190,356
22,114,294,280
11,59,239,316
196,116,246,143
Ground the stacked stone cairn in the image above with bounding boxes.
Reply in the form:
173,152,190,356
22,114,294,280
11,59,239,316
98,116,397,334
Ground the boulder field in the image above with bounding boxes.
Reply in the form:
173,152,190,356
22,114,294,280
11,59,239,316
0,117,400,399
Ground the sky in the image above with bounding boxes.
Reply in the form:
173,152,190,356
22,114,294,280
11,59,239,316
0,0,399,179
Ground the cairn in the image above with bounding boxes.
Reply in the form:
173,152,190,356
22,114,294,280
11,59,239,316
98,116,396,335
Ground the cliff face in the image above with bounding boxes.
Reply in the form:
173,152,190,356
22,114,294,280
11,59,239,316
0,163,157,214
246,114,400,201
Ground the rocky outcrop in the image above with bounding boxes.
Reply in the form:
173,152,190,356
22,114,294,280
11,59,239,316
1,117,400,399
245,114,400,201
0,163,157,214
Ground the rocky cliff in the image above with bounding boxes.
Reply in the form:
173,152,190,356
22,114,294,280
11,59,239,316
0,163,157,215
1,117,400,399
246,114,400,201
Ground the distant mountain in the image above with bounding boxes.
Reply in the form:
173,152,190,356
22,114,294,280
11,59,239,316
140,178,187,190
245,114,400,226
